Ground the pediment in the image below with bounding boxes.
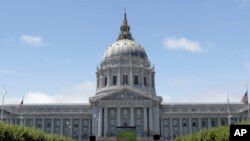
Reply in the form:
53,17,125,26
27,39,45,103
90,87,162,103
102,89,149,100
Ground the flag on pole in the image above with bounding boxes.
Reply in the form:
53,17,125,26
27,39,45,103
2,87,7,95
16,98,24,109
241,91,248,105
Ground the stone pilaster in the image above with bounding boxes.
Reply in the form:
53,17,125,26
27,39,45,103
130,107,134,126
79,118,82,140
144,107,148,135
60,118,63,135
189,118,192,134
42,118,45,131
104,107,108,137
51,118,54,134
149,107,153,136
70,118,72,137
170,118,173,140
117,107,121,126
130,67,133,86
118,67,121,85
198,118,201,131
208,118,211,128
179,118,182,136
218,118,221,126
98,108,103,137
33,118,35,128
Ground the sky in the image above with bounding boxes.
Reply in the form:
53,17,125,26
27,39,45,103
0,0,250,104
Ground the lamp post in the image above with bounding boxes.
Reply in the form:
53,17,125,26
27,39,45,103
1,86,7,122
66,121,71,137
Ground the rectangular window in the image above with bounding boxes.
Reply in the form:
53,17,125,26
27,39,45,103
123,75,128,85
47,122,51,127
134,75,138,85
211,120,216,127
144,77,147,86
202,121,206,127
192,122,196,127
104,77,107,86
113,76,117,85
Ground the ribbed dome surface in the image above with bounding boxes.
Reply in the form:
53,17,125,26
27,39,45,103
104,39,148,60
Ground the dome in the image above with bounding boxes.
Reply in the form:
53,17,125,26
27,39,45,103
104,39,148,60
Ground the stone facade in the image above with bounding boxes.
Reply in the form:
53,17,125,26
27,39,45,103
1,13,249,141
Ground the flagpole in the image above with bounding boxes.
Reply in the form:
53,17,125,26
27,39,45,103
1,86,7,123
227,95,231,126
246,84,249,121
20,96,24,126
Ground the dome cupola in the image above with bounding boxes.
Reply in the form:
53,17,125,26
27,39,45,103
103,12,148,60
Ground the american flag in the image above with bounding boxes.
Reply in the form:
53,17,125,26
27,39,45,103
16,99,24,109
241,91,248,105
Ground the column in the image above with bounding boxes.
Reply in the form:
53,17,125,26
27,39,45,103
144,107,148,135
60,118,63,135
198,118,201,131
104,107,108,137
218,118,221,126
33,118,35,128
118,68,121,85
179,118,183,136
51,118,54,134
107,68,110,86
89,118,91,136
99,75,102,89
141,68,144,87
160,118,163,137
148,72,151,92
24,118,27,126
130,107,134,126
70,118,72,137
170,118,173,140
130,65,133,86
42,118,45,131
117,107,121,126
98,108,103,137
189,118,192,134
153,104,160,134
79,118,82,141
208,118,211,128
149,107,153,136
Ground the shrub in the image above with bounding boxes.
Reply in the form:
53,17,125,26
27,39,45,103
116,130,136,141
176,126,230,141
0,122,73,141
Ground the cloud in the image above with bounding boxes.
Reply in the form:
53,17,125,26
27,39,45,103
25,91,56,103
163,37,202,52
20,34,45,47
5,81,96,104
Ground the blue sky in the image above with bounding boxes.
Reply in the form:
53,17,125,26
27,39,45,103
0,0,250,104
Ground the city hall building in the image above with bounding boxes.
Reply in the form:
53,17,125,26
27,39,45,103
1,13,249,141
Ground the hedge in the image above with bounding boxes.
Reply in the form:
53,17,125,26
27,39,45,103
0,122,73,141
176,122,250,141
116,130,136,141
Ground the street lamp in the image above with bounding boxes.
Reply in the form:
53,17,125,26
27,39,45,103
1,86,7,122
66,121,71,137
